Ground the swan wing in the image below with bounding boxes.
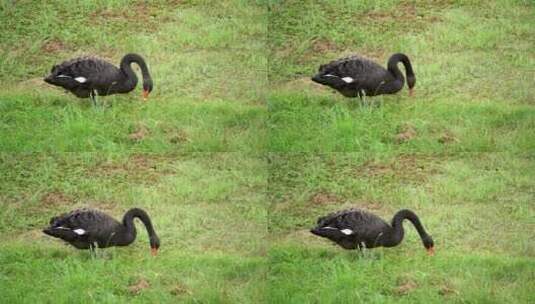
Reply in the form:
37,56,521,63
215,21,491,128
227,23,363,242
47,57,120,88
315,209,389,244
314,55,391,94
46,208,118,239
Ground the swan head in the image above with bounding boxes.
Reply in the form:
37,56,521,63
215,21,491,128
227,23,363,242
422,235,434,256
407,75,416,97
150,235,160,256
142,79,153,100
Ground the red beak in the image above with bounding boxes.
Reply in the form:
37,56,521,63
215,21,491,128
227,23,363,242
151,247,158,256
427,247,435,256
143,90,150,100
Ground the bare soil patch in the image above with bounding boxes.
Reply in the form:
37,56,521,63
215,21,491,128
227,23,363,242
90,3,173,32
438,131,459,144
355,155,443,183
309,191,342,205
88,154,175,184
41,39,68,54
169,129,191,144
40,191,74,207
364,2,443,29
128,124,149,142
170,283,192,296
311,38,339,53
394,123,417,144
128,278,150,295
439,284,459,296
393,278,418,295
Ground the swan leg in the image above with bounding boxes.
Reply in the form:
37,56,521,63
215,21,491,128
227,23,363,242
362,243,371,259
355,242,365,258
356,91,363,107
89,242,97,259
357,90,369,107
361,90,369,107
357,242,371,259
90,90,98,107
94,93,100,108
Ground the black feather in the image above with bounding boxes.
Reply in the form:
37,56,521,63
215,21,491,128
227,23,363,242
43,208,160,253
44,53,153,100
311,53,415,98
311,208,433,252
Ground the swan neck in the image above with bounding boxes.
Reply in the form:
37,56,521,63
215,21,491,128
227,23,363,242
387,54,405,79
387,53,415,89
120,53,152,90
381,214,405,247
391,209,429,243
122,208,157,242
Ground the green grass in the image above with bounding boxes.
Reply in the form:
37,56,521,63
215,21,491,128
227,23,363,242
0,0,267,152
0,153,267,303
268,152,534,303
1,0,534,303
268,0,535,152
0,1,268,302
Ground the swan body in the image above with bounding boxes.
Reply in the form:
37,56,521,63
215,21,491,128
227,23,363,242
43,208,160,255
310,208,434,255
311,53,415,98
44,53,153,105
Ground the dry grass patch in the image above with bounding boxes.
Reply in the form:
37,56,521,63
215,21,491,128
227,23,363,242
309,191,342,205
40,191,74,207
128,278,150,295
41,38,69,54
355,154,444,183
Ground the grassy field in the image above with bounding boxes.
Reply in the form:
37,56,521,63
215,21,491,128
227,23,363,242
268,152,534,303
0,153,267,303
1,0,534,303
1,1,267,303
0,0,266,152
268,0,535,152
266,1,534,303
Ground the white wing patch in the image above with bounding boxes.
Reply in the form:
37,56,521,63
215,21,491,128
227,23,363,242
74,77,87,83
340,229,353,235
73,228,86,235
341,77,354,83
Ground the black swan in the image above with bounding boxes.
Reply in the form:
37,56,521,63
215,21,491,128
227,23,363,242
43,208,160,255
311,53,415,98
44,53,153,106
310,209,434,255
